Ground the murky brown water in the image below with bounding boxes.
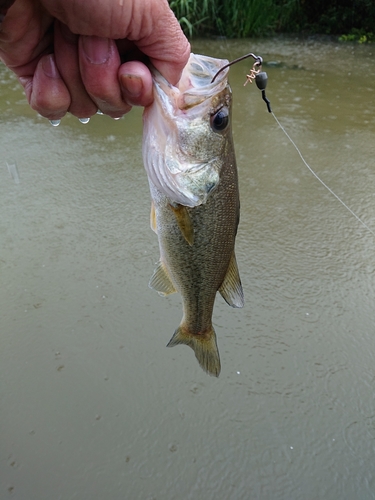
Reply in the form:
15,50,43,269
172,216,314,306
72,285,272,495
1,37,375,500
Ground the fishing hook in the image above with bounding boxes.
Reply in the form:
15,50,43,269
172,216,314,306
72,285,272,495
211,52,263,83
211,51,272,113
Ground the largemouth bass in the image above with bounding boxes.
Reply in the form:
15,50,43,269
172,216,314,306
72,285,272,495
142,53,244,377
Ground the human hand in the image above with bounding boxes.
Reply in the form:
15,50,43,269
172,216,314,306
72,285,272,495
0,0,190,121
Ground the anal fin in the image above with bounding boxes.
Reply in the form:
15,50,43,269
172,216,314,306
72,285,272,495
149,261,176,296
219,252,244,308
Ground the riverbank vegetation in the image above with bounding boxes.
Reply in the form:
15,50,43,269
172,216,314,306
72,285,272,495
169,0,375,41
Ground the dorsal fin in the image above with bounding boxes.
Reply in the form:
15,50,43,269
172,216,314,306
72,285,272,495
219,252,244,308
149,261,176,296
169,204,194,246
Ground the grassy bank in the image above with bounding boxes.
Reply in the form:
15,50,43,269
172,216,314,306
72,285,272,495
169,0,375,40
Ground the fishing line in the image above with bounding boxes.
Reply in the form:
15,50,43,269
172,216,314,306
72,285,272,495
231,57,375,239
269,107,375,238
269,110,375,238
214,51,374,237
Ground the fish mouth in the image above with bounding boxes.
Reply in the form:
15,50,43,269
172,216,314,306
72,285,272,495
152,53,230,111
177,53,230,94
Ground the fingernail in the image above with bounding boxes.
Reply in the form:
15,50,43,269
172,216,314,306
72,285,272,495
42,55,59,79
82,36,110,64
120,74,143,98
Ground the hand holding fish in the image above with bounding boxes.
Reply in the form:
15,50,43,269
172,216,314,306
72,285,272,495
0,0,190,120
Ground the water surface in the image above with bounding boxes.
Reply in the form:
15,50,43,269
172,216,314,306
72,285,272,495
1,37,375,499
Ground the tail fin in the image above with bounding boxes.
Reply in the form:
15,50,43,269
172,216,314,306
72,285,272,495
167,326,221,377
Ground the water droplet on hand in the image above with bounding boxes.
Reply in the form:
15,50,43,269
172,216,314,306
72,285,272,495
79,117,90,124
49,120,61,127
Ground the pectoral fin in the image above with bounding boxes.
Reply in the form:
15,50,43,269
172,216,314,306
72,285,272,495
219,252,244,308
150,201,157,234
169,204,194,246
149,261,176,296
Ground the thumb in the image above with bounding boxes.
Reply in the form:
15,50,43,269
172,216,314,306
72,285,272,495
131,1,190,86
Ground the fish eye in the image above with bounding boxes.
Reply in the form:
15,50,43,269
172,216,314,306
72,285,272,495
210,107,229,132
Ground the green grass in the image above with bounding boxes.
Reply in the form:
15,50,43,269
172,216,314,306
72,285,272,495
169,0,282,38
169,0,215,38
339,29,374,43
219,0,279,37
169,0,375,39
